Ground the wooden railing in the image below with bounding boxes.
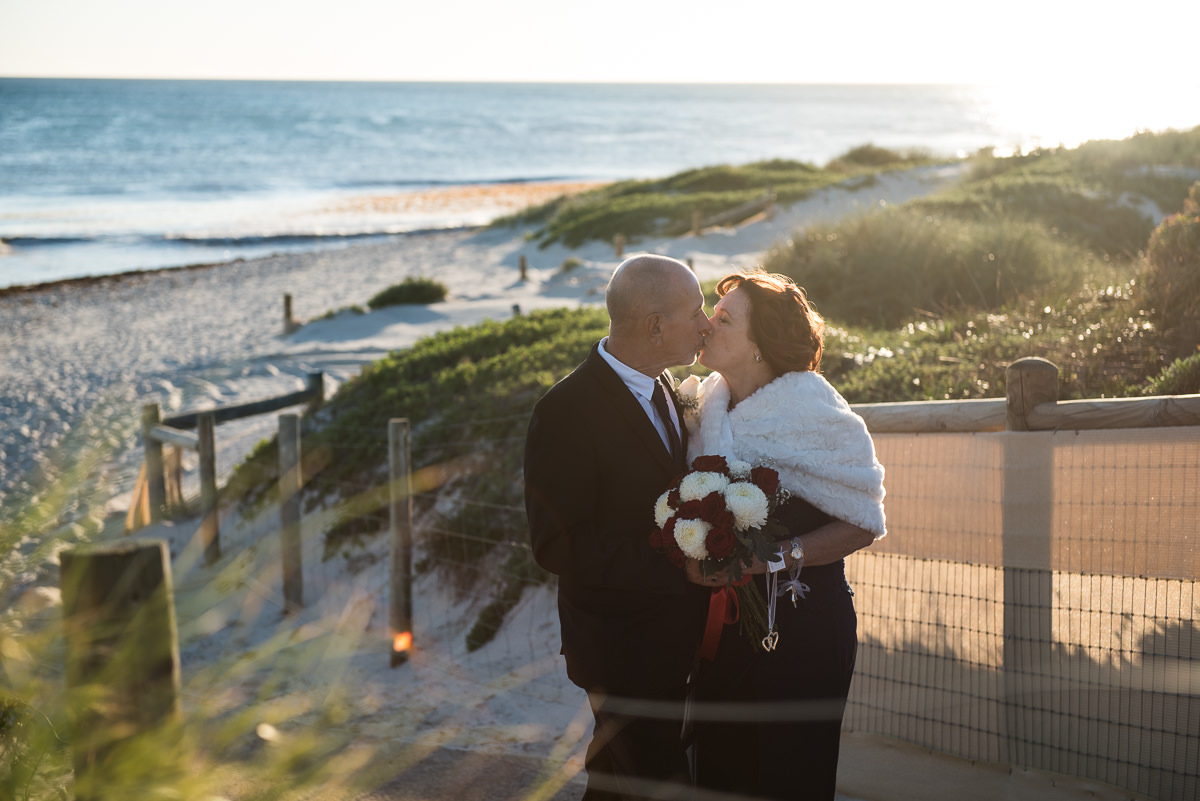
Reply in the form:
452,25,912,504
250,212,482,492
854,356,1200,433
129,371,324,566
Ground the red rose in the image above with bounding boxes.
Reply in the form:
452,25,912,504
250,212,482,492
677,499,704,520
700,491,726,518
668,487,681,507
691,455,729,474
697,492,734,529
706,527,736,559
750,466,781,495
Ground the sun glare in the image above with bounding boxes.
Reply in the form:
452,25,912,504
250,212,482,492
393,631,413,652
978,81,1198,153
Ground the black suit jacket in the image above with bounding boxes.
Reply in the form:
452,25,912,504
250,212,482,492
524,344,708,699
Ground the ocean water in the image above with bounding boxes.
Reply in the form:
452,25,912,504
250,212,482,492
2,78,1197,289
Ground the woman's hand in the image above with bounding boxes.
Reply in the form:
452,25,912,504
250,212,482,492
686,558,732,587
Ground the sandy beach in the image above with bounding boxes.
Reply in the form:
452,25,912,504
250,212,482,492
3,164,1135,801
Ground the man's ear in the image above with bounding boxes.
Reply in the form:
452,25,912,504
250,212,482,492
646,312,664,343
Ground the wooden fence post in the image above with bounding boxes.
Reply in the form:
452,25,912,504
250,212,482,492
765,185,776,220
614,233,625,258
60,540,182,799
197,412,220,565
692,210,703,237
1000,357,1058,766
163,447,183,518
283,293,296,334
141,403,166,523
279,413,304,613
389,418,413,667
1006,356,1058,430
305,371,324,415
519,254,528,281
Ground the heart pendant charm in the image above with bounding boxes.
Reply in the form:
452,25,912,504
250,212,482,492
761,630,779,652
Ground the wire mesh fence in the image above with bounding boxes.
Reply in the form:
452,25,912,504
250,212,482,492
847,427,1200,801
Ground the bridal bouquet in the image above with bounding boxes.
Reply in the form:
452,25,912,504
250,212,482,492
650,455,790,649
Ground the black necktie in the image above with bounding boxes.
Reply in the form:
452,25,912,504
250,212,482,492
652,378,682,463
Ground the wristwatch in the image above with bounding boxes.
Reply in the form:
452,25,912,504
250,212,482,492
789,537,804,565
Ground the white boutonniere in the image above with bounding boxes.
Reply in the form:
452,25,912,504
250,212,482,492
675,374,704,431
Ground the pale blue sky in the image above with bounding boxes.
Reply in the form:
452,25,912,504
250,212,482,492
2,0,1197,85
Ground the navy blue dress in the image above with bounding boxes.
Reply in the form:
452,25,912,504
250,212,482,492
692,497,859,800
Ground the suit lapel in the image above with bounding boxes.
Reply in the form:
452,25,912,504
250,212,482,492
584,346,678,477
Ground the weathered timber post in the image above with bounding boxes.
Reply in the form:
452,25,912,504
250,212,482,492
197,411,220,565
692,210,703,237
283,293,296,334
765,185,776,220
519,254,528,281
60,540,182,800
279,413,304,613
614,233,626,258
687,257,695,272
305,370,324,415
1006,356,1058,430
141,403,166,523
164,446,184,518
389,418,414,667
1000,357,1058,766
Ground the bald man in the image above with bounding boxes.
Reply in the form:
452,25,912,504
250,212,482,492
525,255,713,800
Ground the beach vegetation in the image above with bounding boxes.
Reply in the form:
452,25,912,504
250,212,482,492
490,146,938,249
314,304,366,321
1140,352,1200,396
366,276,449,308
559,257,583,273
1141,181,1200,359
766,126,1200,330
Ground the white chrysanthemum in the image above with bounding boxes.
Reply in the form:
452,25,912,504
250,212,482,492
673,518,711,560
678,471,729,502
653,491,674,529
727,459,752,480
723,482,770,530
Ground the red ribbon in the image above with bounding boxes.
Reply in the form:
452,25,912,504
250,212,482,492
698,580,744,661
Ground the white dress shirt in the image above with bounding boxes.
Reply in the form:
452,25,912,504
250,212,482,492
597,337,681,454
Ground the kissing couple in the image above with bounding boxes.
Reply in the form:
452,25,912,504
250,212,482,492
525,254,886,801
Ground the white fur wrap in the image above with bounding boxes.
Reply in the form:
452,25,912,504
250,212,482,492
681,371,887,538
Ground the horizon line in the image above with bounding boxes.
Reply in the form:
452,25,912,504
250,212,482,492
0,74,1013,88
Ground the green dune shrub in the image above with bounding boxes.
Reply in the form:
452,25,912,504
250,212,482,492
1142,181,1200,359
766,207,1085,328
367,276,449,308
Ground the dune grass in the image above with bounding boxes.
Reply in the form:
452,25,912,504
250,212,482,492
766,126,1200,330
492,145,938,249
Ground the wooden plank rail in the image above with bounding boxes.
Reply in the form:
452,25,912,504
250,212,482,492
162,371,323,429
697,191,773,230
851,359,1200,434
148,424,199,450
855,398,1007,433
1026,393,1200,431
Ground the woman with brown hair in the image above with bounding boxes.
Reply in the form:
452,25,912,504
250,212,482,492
681,270,886,800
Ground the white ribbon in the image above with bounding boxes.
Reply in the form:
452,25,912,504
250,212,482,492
762,557,807,652
763,571,780,651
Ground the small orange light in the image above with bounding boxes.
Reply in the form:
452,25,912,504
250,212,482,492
393,631,412,652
